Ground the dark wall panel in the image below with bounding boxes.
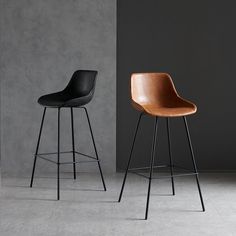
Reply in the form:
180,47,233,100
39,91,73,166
117,0,236,171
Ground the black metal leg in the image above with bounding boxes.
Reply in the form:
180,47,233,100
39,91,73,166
183,116,205,211
83,107,106,191
118,113,143,202
145,116,159,220
70,108,76,180
57,108,61,200
30,107,47,187
166,118,175,195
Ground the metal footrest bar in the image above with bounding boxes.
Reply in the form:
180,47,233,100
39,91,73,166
129,170,198,179
152,172,198,179
60,160,99,165
129,171,149,179
37,155,58,164
128,164,198,180
37,150,96,159
128,164,169,172
36,150,99,165
74,151,97,160
172,164,194,173
37,151,73,156
128,164,194,173
128,164,190,174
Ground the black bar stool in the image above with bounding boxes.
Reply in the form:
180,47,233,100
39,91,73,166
30,70,106,200
118,73,205,219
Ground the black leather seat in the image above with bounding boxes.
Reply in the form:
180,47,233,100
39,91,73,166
38,70,97,108
30,69,106,200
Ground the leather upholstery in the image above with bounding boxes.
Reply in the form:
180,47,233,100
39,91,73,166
38,70,97,108
131,73,197,117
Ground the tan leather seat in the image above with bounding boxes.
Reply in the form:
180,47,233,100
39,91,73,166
131,73,197,117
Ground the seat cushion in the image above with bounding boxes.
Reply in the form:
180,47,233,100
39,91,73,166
142,102,197,117
38,92,69,107
38,91,93,108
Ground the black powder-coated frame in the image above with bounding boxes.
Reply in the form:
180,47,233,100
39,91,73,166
118,113,205,220
30,107,106,200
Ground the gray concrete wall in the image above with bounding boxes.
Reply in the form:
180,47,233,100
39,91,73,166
0,0,116,176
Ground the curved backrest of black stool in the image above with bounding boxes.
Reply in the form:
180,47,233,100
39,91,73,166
64,70,97,97
38,70,98,108
63,70,98,107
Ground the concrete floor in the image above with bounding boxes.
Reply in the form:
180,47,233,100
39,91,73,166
0,173,236,236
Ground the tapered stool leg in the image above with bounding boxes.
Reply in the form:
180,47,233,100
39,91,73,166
118,113,143,202
57,108,61,200
145,117,159,220
30,107,47,187
70,108,76,179
183,116,205,211
166,118,175,195
83,107,106,191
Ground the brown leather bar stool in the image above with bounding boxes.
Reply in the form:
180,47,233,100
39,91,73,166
118,73,205,220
